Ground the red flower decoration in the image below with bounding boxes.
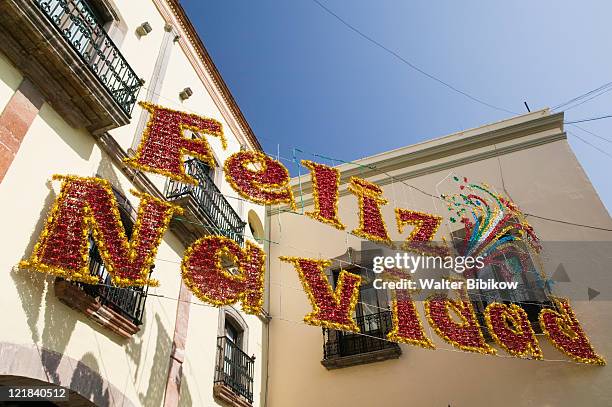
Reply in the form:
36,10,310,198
425,294,495,354
225,151,296,209
301,160,345,230
485,303,542,359
348,177,391,244
540,298,605,365
125,102,226,185
280,256,361,332
20,175,182,286
182,236,266,315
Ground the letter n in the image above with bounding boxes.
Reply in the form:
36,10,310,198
20,175,182,286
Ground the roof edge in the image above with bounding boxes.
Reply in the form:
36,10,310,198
162,0,263,151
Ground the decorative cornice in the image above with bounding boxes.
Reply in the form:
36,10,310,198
153,0,263,152
269,111,566,215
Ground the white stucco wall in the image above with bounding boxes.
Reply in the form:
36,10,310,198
0,0,267,405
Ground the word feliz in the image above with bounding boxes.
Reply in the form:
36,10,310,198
19,102,604,365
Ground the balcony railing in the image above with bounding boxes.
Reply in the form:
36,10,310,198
165,159,246,245
77,242,150,325
68,193,149,326
323,310,400,360
34,0,141,115
214,336,255,404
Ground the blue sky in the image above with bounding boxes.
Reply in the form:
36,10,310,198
181,0,612,212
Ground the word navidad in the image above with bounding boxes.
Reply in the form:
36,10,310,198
19,102,605,365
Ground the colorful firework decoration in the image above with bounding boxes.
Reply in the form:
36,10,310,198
441,176,549,287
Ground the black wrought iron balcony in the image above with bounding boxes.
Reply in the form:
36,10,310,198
0,0,142,132
214,336,255,404
165,159,246,245
322,310,401,369
80,242,150,326
53,191,150,338
37,0,141,114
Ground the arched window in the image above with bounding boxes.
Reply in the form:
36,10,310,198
247,210,264,243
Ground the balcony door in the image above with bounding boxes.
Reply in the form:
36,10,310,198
331,267,391,356
223,320,243,386
44,0,107,57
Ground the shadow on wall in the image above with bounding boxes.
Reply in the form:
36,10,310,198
178,376,193,407
125,308,147,378
10,171,180,406
138,314,172,407
11,181,56,342
69,353,111,406
11,182,138,386
39,279,78,383
38,103,94,161
96,156,126,197
10,182,72,380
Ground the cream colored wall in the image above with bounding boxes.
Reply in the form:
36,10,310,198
0,0,267,405
118,5,269,406
0,52,21,111
266,138,612,407
106,0,267,226
177,308,264,407
0,101,185,406
104,0,167,152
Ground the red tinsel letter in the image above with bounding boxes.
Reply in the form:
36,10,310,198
485,303,542,359
125,102,226,185
539,297,605,365
280,256,361,332
348,177,391,244
225,151,296,209
395,208,447,256
388,290,435,349
181,236,265,315
425,294,496,354
395,209,442,241
19,175,181,286
301,160,345,230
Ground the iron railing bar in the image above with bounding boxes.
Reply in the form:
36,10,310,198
34,0,141,114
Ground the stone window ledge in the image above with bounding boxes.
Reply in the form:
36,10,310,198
54,279,139,339
321,347,402,370
213,383,252,407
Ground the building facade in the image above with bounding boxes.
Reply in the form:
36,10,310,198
0,0,268,406
265,110,612,407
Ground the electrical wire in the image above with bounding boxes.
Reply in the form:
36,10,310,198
569,124,612,145
553,81,612,111
128,85,612,232
133,280,586,365
565,114,612,125
309,0,517,115
567,131,612,160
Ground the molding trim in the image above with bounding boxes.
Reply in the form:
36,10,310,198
0,341,136,407
269,116,566,216
151,0,263,152
218,306,250,353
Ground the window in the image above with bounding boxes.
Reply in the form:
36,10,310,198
452,225,552,338
247,210,264,243
214,310,255,406
225,318,243,347
75,187,151,326
321,248,401,369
